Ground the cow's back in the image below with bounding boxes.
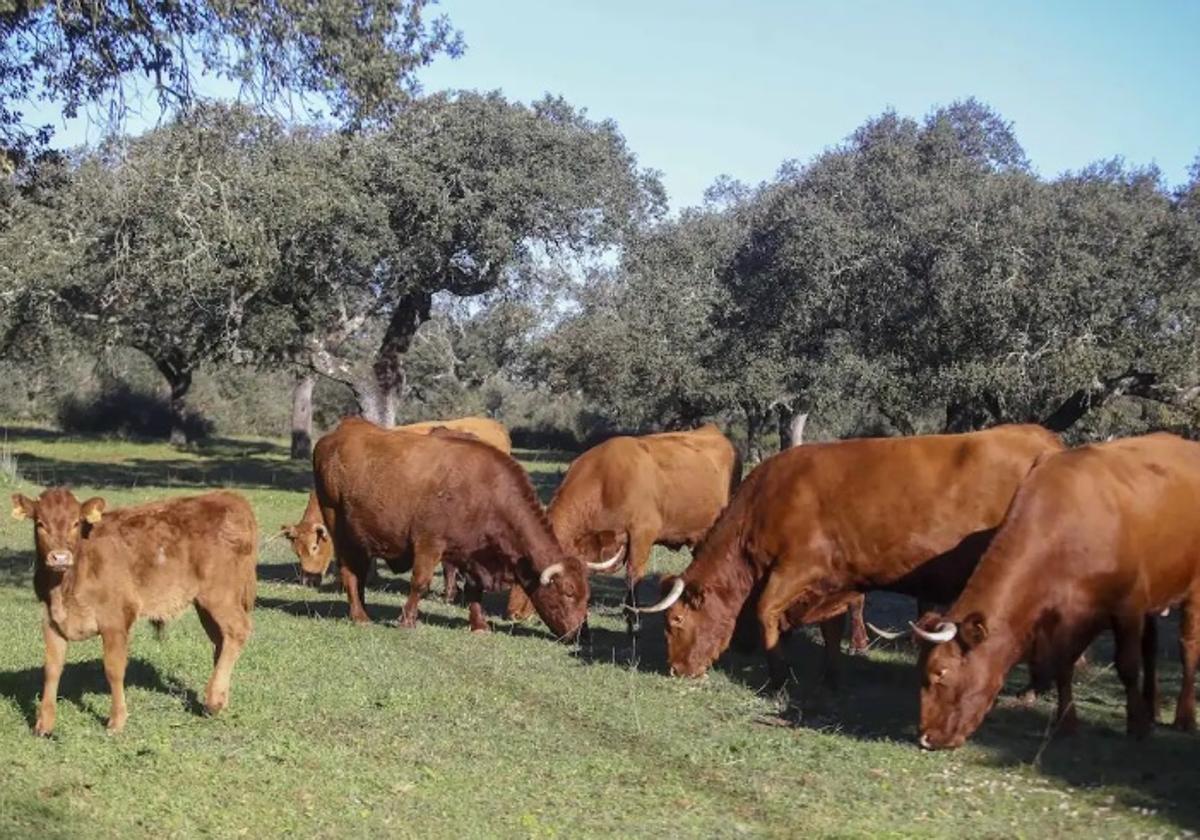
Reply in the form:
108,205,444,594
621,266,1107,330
87,491,258,621
964,433,1200,611
746,425,1063,590
398,416,512,454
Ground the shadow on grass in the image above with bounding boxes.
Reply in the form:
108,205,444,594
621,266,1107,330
14,451,310,492
0,547,34,590
0,657,205,730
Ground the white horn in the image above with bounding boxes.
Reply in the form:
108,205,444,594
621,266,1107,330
587,544,625,572
910,620,958,644
540,562,566,585
866,622,909,640
627,577,685,614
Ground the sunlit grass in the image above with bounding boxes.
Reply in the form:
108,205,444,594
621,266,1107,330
0,426,1195,838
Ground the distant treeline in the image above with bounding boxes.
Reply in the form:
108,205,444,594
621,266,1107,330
2,98,1197,457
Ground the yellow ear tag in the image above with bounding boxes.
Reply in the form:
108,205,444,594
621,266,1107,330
11,505,28,521
84,508,103,524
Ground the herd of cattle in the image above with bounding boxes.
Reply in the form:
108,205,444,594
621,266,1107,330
10,416,1200,752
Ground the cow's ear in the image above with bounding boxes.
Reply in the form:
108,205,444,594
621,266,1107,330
11,493,35,521
81,497,106,524
280,524,297,540
314,524,328,542
960,612,988,648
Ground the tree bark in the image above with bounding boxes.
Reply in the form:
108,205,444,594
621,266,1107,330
152,356,194,446
290,372,315,460
743,404,766,464
363,291,432,426
776,404,808,449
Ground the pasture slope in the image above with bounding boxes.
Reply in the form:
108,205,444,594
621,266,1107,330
0,426,1197,839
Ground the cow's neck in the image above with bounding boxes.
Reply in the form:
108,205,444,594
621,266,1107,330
35,564,82,627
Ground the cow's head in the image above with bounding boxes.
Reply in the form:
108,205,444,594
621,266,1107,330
11,488,106,571
915,611,1006,750
281,519,333,587
649,575,740,678
523,556,590,640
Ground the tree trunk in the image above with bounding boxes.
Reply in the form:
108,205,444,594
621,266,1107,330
290,373,315,460
776,405,808,449
363,291,432,426
152,357,194,446
744,404,766,464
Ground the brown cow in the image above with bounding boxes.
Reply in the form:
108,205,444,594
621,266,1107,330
916,433,1200,750
506,424,741,635
282,416,511,601
11,488,257,735
641,424,1063,687
312,417,590,638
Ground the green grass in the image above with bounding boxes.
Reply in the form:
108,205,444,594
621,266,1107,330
0,427,1197,838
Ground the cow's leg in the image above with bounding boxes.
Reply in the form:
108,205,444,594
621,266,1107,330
34,622,67,736
100,626,131,733
624,530,655,637
442,562,460,604
1112,612,1151,738
818,614,845,690
505,586,535,622
400,537,443,629
1053,658,1079,736
337,549,371,624
196,601,252,715
757,568,827,692
1142,613,1159,724
846,594,868,654
1174,595,1199,731
464,575,489,634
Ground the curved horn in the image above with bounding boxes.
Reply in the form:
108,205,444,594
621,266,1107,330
866,622,909,640
910,620,957,644
540,562,566,586
587,544,626,572
627,577,685,614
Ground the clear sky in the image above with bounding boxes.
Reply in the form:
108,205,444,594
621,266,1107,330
418,0,1200,208
27,1,1200,211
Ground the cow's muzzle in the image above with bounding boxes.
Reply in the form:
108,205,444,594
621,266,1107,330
45,550,74,570
299,571,323,588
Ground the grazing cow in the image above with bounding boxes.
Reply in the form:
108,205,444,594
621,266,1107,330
282,416,512,601
312,417,592,638
638,424,1063,687
11,488,257,735
915,433,1200,750
507,424,742,635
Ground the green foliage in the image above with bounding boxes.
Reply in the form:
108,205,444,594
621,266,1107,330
0,0,462,158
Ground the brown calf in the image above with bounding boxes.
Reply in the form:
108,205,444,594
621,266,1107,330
917,433,1200,749
11,488,257,734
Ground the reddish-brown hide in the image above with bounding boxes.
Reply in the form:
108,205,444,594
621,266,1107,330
283,416,513,605
505,424,742,633
11,488,257,735
311,417,590,638
656,424,1063,687
917,433,1200,749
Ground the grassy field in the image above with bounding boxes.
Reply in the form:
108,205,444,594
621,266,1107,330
0,426,1197,839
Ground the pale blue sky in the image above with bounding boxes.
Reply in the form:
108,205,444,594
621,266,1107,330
27,1,1200,210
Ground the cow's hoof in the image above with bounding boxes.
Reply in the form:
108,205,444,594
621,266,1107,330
470,625,490,634
33,718,54,737
106,715,127,734
1173,715,1196,733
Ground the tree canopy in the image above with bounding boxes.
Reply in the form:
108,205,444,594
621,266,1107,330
1,0,462,163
